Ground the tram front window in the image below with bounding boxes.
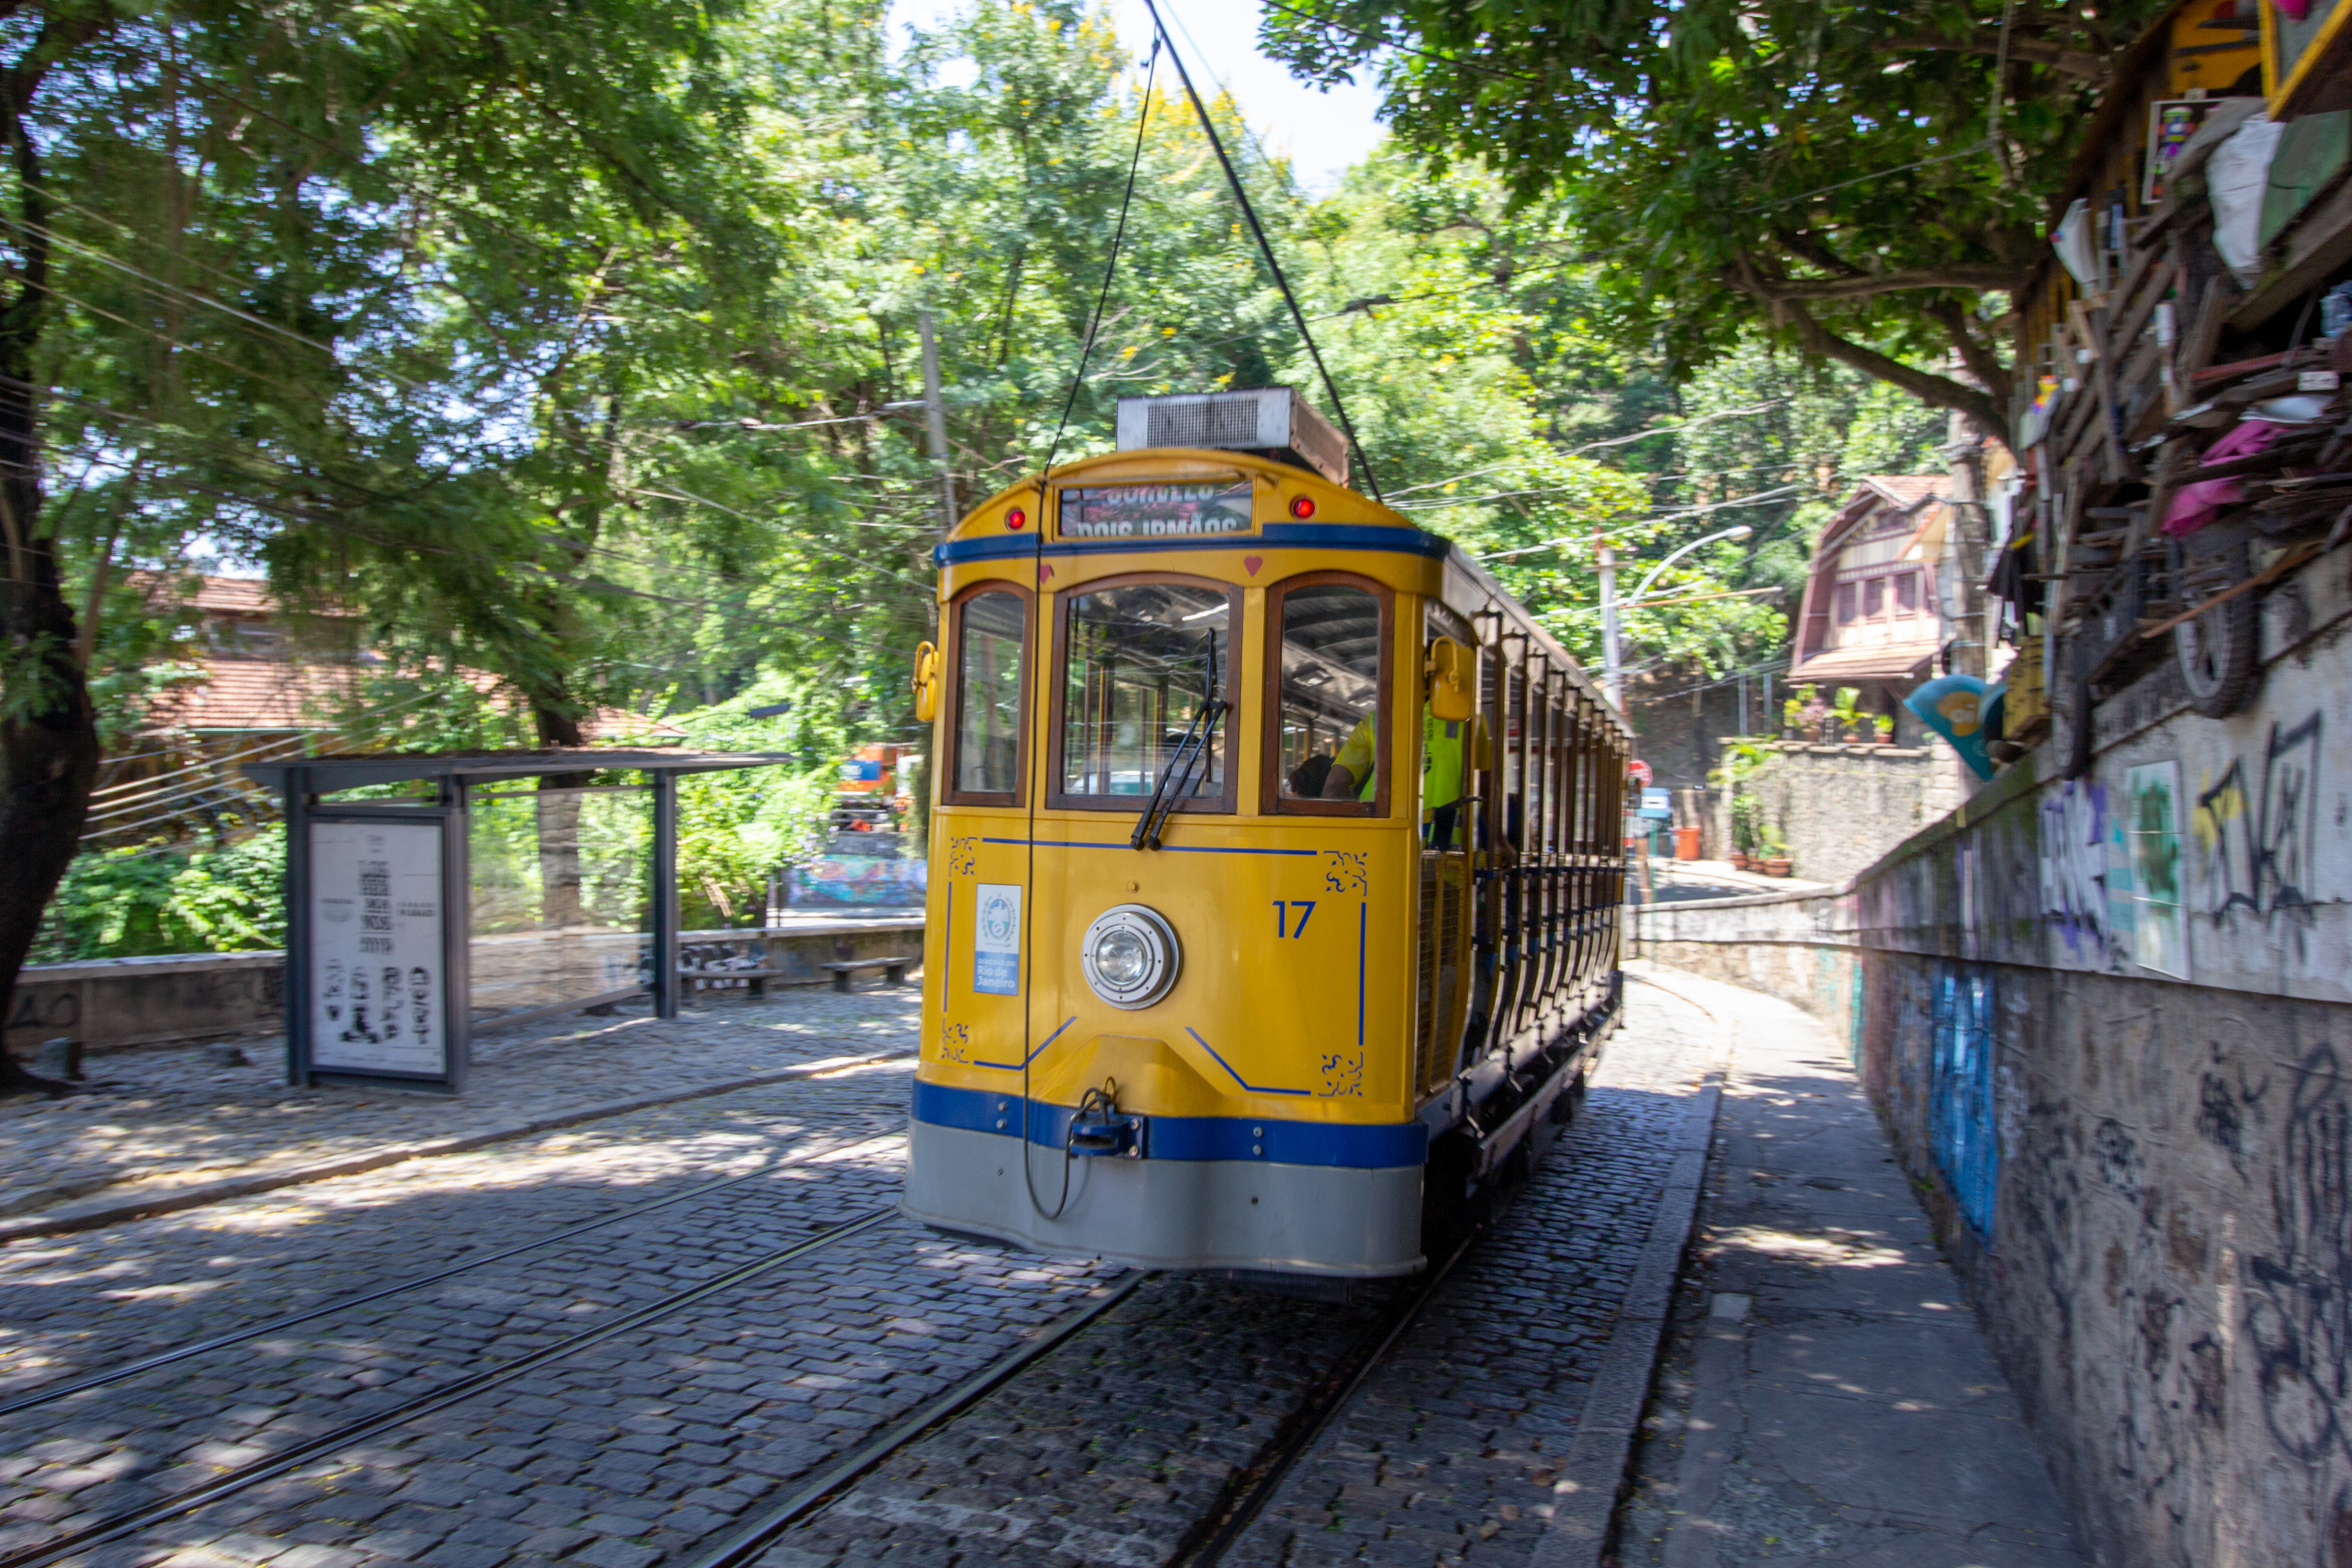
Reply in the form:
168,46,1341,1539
1276,583,1384,806
953,590,1026,797
1060,583,1231,803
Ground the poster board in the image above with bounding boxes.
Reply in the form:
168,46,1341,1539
303,813,463,1088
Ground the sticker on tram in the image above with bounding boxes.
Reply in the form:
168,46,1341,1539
973,882,1023,995
1060,480,1254,539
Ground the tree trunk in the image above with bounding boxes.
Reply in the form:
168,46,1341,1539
0,104,96,1099
534,702,591,931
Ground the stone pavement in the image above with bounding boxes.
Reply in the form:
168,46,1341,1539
2,971,1730,1568
1610,968,2084,1568
759,975,1725,1568
0,986,922,1233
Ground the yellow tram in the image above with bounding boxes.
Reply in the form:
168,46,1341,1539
903,389,1631,1279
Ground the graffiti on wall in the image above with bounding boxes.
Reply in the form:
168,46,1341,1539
2192,713,2323,955
2126,762,2188,980
2039,779,2131,968
2247,1043,2352,1470
1931,965,1999,1236
787,855,928,908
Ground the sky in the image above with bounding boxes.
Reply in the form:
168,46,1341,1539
883,0,1391,191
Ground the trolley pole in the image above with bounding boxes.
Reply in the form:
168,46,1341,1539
920,309,956,536
1598,541,1623,711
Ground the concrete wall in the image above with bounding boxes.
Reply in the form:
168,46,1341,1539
5,951,284,1056
1734,741,1965,885
1633,545,2352,1568
7,921,926,1056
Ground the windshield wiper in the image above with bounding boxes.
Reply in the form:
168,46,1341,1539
1132,640,1224,851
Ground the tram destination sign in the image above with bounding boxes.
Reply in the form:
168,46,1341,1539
1059,480,1254,539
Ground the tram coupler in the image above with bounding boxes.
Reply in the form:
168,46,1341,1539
1068,1088,1148,1159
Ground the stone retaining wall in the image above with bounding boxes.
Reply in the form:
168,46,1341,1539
6,921,925,1055
1634,557,2352,1567
1730,741,1964,885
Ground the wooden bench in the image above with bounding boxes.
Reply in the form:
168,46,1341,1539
820,956,917,993
679,965,788,998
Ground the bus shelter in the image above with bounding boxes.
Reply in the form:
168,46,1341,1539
246,749,790,1093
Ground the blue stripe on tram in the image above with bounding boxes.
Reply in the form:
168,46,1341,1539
933,523,1452,566
911,1080,1428,1169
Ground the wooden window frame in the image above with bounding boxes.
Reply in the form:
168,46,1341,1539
1261,570,1394,819
1046,571,1242,816
941,581,1034,808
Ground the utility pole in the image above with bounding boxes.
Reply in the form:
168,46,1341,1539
1598,541,1623,711
919,309,956,536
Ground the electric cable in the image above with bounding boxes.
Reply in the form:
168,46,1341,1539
1017,38,1161,1223
1142,0,1382,503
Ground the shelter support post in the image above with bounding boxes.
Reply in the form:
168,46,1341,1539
284,766,311,1087
652,769,680,1020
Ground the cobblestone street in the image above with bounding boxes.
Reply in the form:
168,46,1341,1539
1,975,1724,1568
0,989,923,1231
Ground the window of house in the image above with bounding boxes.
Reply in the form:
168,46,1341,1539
951,590,1027,799
1862,577,1886,618
1057,580,1232,808
1269,579,1387,813
1835,581,1858,623
1896,571,1921,614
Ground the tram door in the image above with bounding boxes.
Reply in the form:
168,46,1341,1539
1412,602,1476,1102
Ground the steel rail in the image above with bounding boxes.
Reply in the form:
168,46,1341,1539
683,1269,1154,1568
0,1108,913,1422
1168,1233,1482,1567
0,1209,897,1568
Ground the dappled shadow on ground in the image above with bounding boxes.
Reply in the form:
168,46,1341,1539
0,986,921,1223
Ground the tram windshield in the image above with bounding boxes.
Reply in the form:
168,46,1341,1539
1275,584,1384,806
1059,583,1231,802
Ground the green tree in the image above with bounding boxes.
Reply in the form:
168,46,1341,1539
1260,0,2176,436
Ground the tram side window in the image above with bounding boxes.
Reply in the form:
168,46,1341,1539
1275,584,1385,808
954,591,1026,797
1059,582,1231,804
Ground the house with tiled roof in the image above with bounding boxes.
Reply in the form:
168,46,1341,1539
1787,475,1965,734
83,576,680,846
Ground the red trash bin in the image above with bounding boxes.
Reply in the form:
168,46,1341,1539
1673,825,1703,860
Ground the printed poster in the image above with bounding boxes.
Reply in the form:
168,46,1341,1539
2127,762,2188,979
973,882,1022,996
311,819,449,1076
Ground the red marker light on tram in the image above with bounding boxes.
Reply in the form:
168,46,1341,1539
1006,506,1028,530
1289,495,1316,519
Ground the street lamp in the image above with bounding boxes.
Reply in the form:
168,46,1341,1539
1597,523,1755,710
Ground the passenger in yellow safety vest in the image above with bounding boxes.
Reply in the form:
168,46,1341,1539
1318,705,1469,847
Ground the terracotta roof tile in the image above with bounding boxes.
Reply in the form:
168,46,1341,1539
144,659,682,741
1862,475,1945,506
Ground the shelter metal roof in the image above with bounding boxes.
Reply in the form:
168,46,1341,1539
245,749,793,795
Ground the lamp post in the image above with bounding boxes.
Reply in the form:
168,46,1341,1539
1597,523,1755,710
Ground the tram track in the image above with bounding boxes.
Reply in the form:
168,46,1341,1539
0,1125,911,1421
1168,1234,1480,1568
0,1209,900,1568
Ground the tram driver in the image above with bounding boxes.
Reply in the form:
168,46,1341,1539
1315,705,1470,848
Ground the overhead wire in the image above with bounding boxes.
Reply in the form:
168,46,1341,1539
1017,34,1163,1223
1144,0,1382,501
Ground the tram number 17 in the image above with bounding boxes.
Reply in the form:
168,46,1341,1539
1272,900,1317,938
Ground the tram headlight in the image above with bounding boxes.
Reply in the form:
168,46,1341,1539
1080,904,1180,1009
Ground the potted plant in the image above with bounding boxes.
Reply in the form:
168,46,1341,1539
1757,821,1793,877
1778,681,1816,738
1729,794,1762,871
1799,690,1832,742
1831,686,1865,742
1872,713,1895,745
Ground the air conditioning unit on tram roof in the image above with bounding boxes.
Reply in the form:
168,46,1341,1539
1114,387,1350,487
